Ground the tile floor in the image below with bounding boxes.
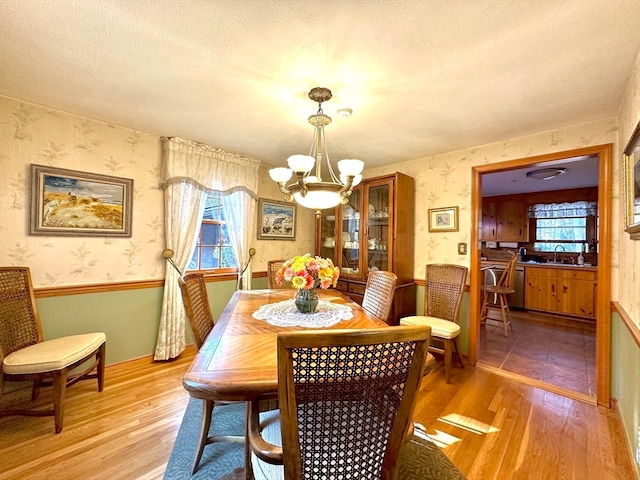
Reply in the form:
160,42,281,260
478,309,596,396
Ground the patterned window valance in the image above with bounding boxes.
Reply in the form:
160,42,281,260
528,201,597,218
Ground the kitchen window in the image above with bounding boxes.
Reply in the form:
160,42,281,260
529,201,596,253
188,192,237,272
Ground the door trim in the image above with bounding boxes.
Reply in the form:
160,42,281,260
469,144,612,407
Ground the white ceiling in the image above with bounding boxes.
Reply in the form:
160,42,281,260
1,0,639,171
482,155,600,196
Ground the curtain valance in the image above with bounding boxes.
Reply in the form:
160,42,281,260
160,136,260,197
528,201,597,218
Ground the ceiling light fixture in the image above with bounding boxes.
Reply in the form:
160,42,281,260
269,87,364,216
526,167,567,180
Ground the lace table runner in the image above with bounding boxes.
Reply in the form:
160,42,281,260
252,300,354,327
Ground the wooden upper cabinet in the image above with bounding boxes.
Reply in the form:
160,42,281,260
481,196,528,242
480,198,497,240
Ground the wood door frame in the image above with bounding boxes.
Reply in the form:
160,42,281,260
469,144,612,407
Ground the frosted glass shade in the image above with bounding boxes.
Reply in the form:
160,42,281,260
269,167,293,183
337,159,364,176
293,190,342,210
287,155,315,173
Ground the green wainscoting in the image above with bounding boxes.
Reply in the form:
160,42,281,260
611,311,640,473
36,279,245,365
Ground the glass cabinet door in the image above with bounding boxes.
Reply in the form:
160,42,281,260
365,181,391,274
340,188,362,277
318,209,337,264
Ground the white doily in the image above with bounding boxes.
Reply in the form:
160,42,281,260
252,300,354,327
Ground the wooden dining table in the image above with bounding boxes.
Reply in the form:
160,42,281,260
182,288,388,402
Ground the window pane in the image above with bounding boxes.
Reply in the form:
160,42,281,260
188,249,199,270
201,223,220,246
221,247,236,268
200,247,219,269
203,194,222,220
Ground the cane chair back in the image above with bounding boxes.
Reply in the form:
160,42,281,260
424,264,468,321
178,272,214,349
361,270,397,322
177,271,245,473
0,267,106,433
267,260,292,289
248,326,431,480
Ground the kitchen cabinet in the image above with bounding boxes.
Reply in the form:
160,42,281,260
524,266,596,319
480,196,528,242
481,199,497,240
316,172,415,325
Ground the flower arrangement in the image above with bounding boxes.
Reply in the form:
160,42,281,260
276,254,339,290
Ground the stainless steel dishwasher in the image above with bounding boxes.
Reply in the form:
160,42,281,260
483,264,525,309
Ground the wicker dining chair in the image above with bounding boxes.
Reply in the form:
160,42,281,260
178,272,244,474
400,264,468,383
267,260,292,289
247,325,431,480
361,270,397,323
0,267,106,433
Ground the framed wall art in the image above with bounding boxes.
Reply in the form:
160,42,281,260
30,164,133,237
624,121,640,239
428,206,459,232
257,198,296,240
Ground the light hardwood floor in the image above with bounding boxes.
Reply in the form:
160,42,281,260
0,346,635,480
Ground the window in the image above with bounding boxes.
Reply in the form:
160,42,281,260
188,193,237,272
529,201,596,253
534,217,586,252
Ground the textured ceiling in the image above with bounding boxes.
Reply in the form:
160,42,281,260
1,0,639,172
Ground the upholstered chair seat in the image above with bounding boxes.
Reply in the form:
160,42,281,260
3,333,106,375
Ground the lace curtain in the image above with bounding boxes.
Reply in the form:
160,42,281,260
155,137,260,361
528,201,597,218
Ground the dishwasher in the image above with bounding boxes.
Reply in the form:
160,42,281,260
483,264,525,309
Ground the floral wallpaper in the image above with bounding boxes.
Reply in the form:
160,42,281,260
0,95,165,287
617,52,640,325
0,95,316,287
364,116,619,293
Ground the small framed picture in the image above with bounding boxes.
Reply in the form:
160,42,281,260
257,198,296,240
30,164,133,237
428,206,459,232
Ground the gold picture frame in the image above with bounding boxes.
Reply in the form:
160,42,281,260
30,164,133,237
624,121,640,239
257,198,296,240
428,206,459,232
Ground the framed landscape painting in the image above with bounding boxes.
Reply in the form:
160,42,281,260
30,164,133,237
257,198,296,240
624,121,640,239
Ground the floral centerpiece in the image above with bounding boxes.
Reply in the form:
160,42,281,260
276,254,339,313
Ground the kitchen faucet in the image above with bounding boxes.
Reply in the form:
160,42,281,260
553,245,565,263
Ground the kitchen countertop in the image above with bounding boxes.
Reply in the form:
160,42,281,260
481,260,597,271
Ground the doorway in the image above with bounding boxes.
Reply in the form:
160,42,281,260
469,144,613,407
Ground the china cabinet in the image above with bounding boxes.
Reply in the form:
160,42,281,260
315,172,415,325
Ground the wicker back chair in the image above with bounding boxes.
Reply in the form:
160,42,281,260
480,254,517,337
361,270,397,322
248,326,431,480
267,260,292,289
178,272,214,349
0,267,106,433
400,264,468,383
177,272,244,474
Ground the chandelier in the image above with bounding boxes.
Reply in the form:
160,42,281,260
269,87,364,215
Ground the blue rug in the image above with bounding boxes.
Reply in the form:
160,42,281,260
164,397,466,480
163,398,245,480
